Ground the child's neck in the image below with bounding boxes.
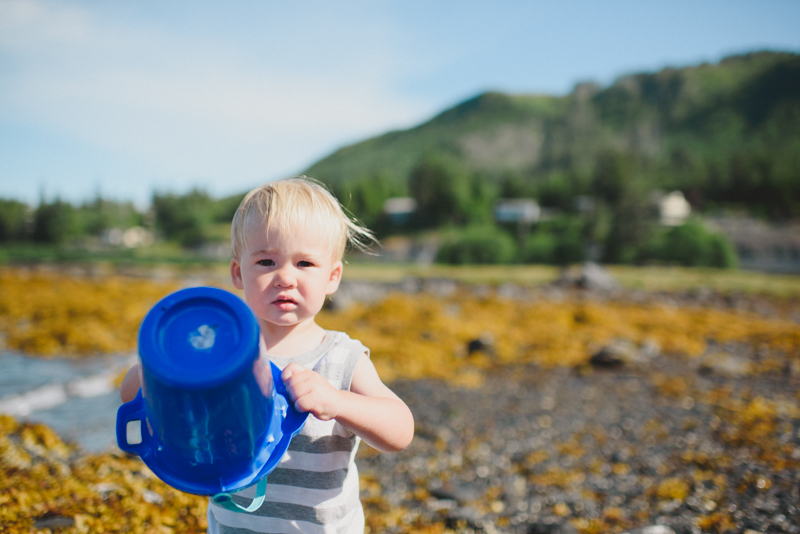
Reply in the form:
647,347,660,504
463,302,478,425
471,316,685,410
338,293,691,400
260,320,327,359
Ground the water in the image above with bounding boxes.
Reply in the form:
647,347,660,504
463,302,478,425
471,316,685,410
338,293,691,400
0,350,136,452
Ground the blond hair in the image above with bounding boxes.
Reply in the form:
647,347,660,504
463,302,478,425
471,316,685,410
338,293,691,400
231,176,376,260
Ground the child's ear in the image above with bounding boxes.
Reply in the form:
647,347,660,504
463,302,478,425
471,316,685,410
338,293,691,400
230,258,244,290
326,260,343,295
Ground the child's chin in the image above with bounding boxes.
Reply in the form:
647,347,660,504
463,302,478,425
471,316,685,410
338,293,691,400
265,314,310,327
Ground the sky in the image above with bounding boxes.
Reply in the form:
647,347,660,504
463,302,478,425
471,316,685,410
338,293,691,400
1,0,799,208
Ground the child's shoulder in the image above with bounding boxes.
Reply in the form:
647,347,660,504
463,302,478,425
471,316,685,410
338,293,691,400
313,331,368,391
326,330,369,358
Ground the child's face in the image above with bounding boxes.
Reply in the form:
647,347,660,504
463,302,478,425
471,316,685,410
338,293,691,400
230,220,342,336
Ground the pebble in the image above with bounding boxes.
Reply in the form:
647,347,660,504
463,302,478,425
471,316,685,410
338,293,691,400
623,527,676,534
33,516,76,529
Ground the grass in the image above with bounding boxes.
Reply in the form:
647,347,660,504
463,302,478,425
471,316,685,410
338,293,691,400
606,265,800,297
344,262,561,286
3,242,799,298
0,242,228,265
344,262,800,297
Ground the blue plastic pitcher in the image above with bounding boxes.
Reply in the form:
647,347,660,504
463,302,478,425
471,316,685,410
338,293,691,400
116,287,307,503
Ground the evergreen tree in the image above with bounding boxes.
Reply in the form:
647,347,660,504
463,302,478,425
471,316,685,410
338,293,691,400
408,153,471,228
152,189,215,247
0,199,29,242
33,199,76,244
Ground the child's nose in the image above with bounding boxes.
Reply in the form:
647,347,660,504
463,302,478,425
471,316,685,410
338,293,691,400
273,266,297,288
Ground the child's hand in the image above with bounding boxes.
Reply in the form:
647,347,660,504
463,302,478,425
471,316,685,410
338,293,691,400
282,363,342,421
252,359,274,397
120,364,142,403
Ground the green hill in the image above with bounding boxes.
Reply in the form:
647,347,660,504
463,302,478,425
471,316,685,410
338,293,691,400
305,51,800,219
4,51,797,267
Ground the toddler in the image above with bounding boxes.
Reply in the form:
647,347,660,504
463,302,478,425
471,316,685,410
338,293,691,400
121,176,414,534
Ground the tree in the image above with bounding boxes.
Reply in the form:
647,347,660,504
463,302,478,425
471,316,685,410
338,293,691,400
408,153,471,228
0,199,29,242
590,151,652,263
463,173,497,226
152,189,216,247
591,151,633,206
76,195,143,236
33,199,76,244
215,192,247,224
341,172,399,231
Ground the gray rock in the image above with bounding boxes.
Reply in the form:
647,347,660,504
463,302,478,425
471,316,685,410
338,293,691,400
397,276,422,294
555,262,619,292
429,483,483,504
326,280,388,310
754,496,780,514
784,358,800,378
527,519,578,534
640,338,661,359
697,352,753,377
497,282,529,300
423,278,458,297
590,339,646,367
578,262,619,291
471,284,493,299
622,527,676,534
467,332,495,357
34,516,76,529
446,505,484,529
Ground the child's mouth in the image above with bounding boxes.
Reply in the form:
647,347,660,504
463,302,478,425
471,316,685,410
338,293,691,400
273,298,297,310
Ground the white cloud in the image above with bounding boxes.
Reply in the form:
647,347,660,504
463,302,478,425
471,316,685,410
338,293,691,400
4,60,427,178
0,0,433,199
0,0,92,51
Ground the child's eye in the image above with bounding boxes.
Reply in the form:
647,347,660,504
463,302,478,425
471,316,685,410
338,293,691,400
257,259,275,266
297,261,313,267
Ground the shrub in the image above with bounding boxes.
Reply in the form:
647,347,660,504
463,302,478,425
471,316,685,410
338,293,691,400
648,222,738,268
521,216,588,265
553,233,587,265
436,225,517,265
521,232,557,264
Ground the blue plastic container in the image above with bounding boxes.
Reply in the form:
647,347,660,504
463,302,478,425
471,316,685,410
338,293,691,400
116,287,307,496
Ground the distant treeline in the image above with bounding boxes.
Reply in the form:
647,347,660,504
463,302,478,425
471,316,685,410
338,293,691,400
329,150,737,268
0,158,737,268
0,197,143,244
0,191,242,249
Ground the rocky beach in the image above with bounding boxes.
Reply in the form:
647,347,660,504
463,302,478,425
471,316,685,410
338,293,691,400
360,346,800,533
1,266,799,533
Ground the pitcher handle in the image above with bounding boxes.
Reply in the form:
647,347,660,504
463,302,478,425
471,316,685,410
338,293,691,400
116,389,150,454
212,476,268,513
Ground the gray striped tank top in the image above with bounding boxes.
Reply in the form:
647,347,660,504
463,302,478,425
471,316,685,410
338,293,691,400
207,331,368,534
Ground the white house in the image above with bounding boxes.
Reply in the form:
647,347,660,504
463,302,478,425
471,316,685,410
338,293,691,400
494,199,540,224
383,197,417,226
657,191,691,226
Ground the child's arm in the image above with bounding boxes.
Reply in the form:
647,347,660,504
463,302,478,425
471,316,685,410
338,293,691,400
120,364,142,403
282,356,414,452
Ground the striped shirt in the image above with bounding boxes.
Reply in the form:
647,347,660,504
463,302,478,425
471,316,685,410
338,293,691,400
207,331,368,534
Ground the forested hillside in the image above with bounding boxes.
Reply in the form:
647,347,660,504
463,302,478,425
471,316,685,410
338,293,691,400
306,51,800,221
1,51,797,268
